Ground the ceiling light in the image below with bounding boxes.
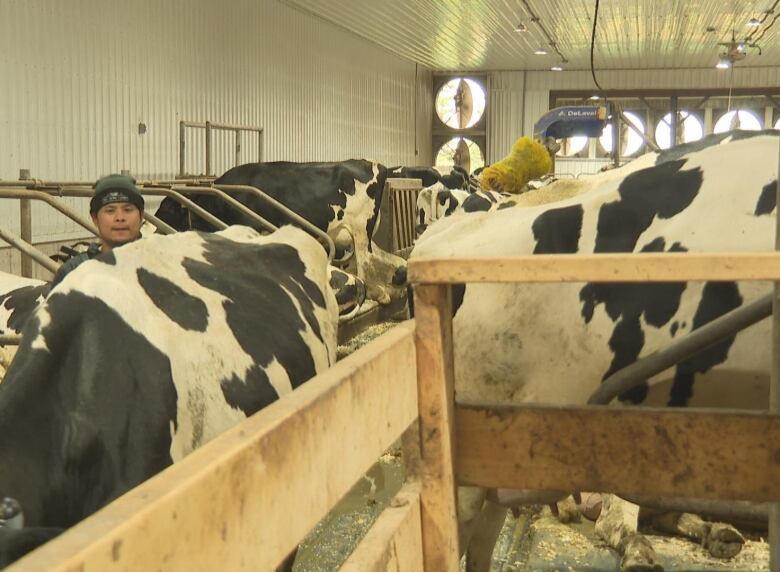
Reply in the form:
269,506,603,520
534,48,548,55
747,17,761,27
716,57,732,69
737,42,746,52
551,65,563,71
514,23,527,32
588,95,601,100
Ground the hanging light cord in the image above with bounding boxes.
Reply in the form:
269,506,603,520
590,0,604,93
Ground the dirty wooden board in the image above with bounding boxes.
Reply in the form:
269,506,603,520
408,252,780,284
9,322,417,572
413,284,461,571
340,483,423,572
456,404,780,502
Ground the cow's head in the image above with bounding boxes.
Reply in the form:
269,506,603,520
362,244,408,316
328,266,366,318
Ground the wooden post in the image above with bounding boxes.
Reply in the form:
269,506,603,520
413,284,460,571
770,133,780,571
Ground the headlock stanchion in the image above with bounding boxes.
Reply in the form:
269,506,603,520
216,184,336,263
0,222,60,275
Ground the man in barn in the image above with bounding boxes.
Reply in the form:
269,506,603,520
50,174,145,288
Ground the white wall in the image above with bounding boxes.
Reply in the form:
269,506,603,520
487,67,780,171
0,0,432,243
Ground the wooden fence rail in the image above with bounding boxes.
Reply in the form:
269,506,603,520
408,252,780,571
8,322,418,572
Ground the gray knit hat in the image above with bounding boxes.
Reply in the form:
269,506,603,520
90,174,145,214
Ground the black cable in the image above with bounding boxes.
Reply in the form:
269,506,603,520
747,0,780,41
752,11,780,44
590,0,605,99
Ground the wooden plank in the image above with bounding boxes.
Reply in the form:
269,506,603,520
413,284,460,571
10,322,418,572
408,252,780,284
340,483,423,572
456,404,780,503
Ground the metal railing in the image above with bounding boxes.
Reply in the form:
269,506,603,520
179,121,263,178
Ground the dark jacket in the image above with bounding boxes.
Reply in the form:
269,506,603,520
50,243,102,289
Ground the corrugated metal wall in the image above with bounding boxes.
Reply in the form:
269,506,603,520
486,66,780,164
0,0,432,245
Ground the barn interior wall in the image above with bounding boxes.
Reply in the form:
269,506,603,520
0,0,432,245
486,66,780,167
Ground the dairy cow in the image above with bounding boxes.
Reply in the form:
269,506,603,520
411,130,780,570
415,183,513,235
0,225,338,567
154,160,407,309
388,165,469,190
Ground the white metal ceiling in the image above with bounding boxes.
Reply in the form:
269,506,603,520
281,0,780,71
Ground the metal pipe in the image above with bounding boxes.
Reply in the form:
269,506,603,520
20,198,32,278
205,121,212,177
0,189,98,236
588,292,772,405
216,184,335,262
615,105,661,153
42,187,229,231
0,178,218,189
142,212,176,235
180,120,263,132
0,335,22,346
771,138,780,572
0,224,60,274
624,495,769,523
670,96,678,148
170,186,278,234
179,121,186,177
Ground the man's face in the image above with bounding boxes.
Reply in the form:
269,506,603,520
91,202,143,248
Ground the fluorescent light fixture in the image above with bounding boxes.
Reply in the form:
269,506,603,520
551,65,563,71
716,57,731,69
534,48,548,55
747,17,761,27
514,23,527,32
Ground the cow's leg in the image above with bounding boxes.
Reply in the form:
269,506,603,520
595,495,662,572
464,500,507,572
458,486,488,555
275,547,297,572
650,512,744,559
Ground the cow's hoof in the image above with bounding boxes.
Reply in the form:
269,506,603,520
554,495,581,524
620,534,663,572
703,522,745,559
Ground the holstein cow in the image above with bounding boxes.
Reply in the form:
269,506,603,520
388,165,469,190
0,273,48,376
0,225,338,567
154,160,407,311
415,176,562,236
410,130,780,571
415,183,514,236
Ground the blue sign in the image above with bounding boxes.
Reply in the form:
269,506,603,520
534,106,608,140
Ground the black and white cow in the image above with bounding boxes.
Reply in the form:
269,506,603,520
0,225,338,567
411,130,780,570
388,165,469,190
154,160,407,309
0,273,48,376
415,183,513,236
